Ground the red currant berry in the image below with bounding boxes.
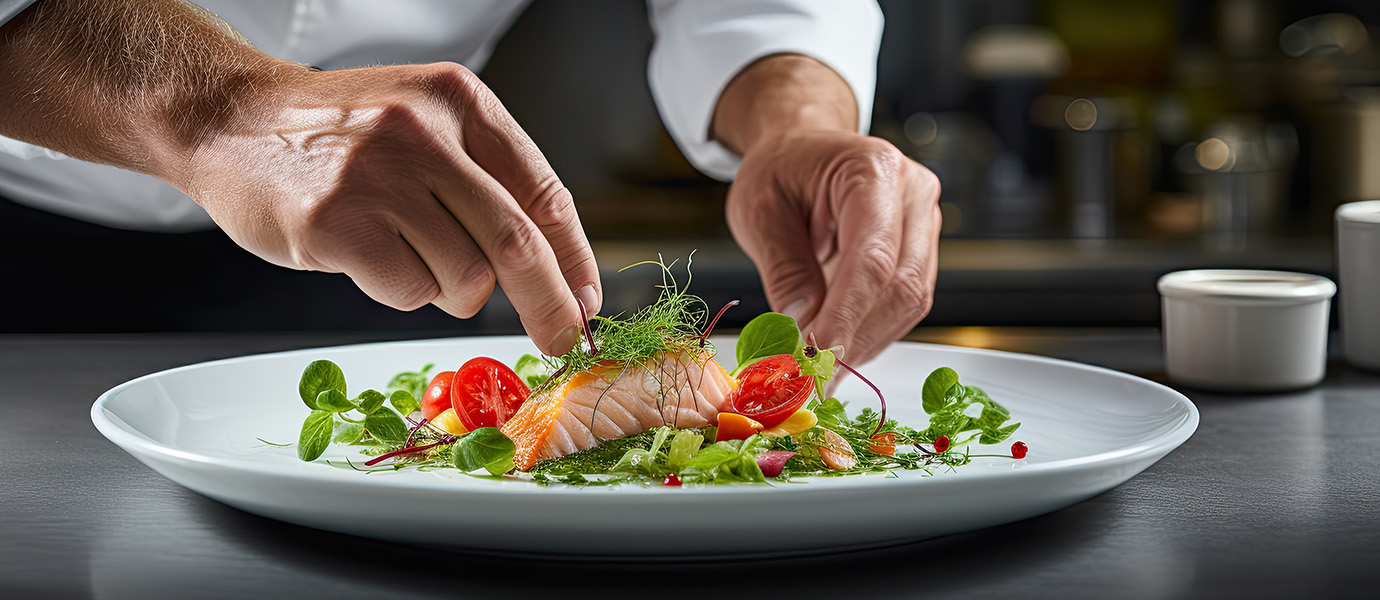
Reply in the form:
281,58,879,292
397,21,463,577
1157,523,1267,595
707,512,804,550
1011,441,1028,459
662,474,682,486
934,435,950,453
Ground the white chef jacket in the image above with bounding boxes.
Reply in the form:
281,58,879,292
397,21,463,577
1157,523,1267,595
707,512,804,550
0,0,880,232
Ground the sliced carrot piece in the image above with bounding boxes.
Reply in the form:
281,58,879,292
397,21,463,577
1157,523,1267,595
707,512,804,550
818,429,857,470
715,412,764,442
868,431,897,456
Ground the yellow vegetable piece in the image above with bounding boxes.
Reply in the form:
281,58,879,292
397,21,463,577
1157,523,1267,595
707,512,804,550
430,408,469,436
761,409,818,437
715,412,764,442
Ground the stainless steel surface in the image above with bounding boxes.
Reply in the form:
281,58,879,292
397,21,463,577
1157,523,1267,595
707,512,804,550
3,329,1378,598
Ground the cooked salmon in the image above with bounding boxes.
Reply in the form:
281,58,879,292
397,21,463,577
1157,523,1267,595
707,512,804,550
501,350,738,470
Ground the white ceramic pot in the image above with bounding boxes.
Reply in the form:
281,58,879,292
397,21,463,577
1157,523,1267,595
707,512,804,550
1337,201,1380,372
1159,269,1336,392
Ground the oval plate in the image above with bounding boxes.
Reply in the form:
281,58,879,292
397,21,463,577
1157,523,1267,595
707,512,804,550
91,336,1197,557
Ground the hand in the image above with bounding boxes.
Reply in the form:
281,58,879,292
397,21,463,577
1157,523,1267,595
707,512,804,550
180,62,601,355
726,130,941,365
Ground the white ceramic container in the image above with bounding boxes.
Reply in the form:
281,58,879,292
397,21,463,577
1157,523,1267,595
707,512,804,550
1337,201,1380,372
1159,269,1336,392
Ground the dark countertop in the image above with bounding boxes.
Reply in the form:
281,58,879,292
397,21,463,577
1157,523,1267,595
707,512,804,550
3,328,1378,599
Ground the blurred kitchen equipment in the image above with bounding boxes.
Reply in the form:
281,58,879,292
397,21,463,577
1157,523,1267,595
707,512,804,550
1159,269,1335,392
1033,94,1145,238
1175,118,1298,245
1336,201,1380,372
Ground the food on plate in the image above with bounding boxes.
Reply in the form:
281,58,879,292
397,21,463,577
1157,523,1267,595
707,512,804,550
277,258,1027,485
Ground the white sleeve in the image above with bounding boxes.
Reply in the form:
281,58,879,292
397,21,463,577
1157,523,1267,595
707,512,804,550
0,0,37,28
646,0,882,182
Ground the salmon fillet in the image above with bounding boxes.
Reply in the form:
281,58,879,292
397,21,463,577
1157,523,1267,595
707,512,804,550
501,350,737,470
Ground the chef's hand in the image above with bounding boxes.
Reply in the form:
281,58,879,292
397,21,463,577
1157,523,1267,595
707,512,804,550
714,55,941,365
184,63,602,355
0,0,599,356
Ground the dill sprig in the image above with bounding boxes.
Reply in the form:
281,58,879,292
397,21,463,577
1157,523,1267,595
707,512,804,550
547,256,712,381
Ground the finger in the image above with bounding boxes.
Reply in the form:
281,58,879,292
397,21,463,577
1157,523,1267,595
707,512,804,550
303,215,443,313
847,196,941,365
725,187,829,328
434,64,603,316
392,194,496,319
429,155,584,356
797,162,905,359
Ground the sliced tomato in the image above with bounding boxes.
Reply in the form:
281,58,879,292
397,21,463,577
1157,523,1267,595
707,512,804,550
729,354,813,429
450,357,531,430
420,371,457,420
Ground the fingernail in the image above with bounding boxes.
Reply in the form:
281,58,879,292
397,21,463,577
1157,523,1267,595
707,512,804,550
575,284,600,318
549,322,582,356
781,298,810,321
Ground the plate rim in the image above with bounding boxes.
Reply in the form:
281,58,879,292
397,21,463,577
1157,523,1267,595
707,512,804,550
91,336,1199,497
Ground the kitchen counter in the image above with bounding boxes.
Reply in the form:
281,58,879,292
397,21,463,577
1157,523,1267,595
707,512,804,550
2,328,1378,599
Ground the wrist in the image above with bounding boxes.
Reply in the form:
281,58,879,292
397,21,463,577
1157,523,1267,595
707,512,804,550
711,54,858,157
156,57,312,189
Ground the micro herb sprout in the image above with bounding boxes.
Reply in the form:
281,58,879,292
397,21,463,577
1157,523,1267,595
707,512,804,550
272,257,1028,486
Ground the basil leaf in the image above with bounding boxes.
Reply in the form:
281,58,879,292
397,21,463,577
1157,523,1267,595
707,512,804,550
389,389,420,416
980,422,1021,445
514,354,551,388
297,410,334,461
734,312,801,374
364,407,408,445
299,360,346,410
354,389,386,415
453,427,517,475
922,367,959,414
314,389,354,413
332,422,366,444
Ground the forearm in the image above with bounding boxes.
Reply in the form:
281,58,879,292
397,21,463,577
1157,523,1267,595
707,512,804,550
0,0,305,186
710,53,859,156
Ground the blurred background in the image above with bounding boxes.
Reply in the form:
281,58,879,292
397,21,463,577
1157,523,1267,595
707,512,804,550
2,0,1375,334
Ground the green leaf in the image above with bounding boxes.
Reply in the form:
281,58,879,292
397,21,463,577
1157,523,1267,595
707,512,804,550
332,422,366,444
354,389,386,415
314,389,354,413
814,397,848,427
611,449,659,476
389,389,420,416
922,367,960,414
299,360,347,410
667,429,704,471
363,407,408,445
297,410,334,461
980,422,1020,445
514,354,551,388
386,363,434,400
453,427,517,475
733,312,801,374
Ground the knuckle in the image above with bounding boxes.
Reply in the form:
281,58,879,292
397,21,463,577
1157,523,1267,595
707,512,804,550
762,257,817,298
892,268,935,321
490,221,546,271
524,176,576,229
451,262,496,318
827,139,908,199
854,242,898,280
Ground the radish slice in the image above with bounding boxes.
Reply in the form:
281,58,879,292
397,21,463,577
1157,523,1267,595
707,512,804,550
755,451,796,478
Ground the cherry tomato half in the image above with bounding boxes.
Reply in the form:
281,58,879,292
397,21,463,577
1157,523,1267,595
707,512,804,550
420,371,457,420
730,354,813,429
451,357,531,430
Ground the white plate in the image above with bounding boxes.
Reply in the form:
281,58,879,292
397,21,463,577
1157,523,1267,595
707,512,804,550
91,336,1197,558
